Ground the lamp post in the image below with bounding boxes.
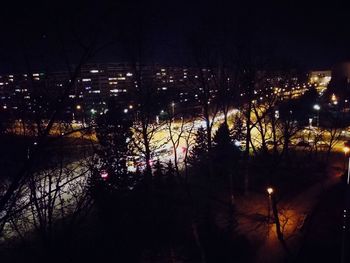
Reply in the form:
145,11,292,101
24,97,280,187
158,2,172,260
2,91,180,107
267,187,273,223
266,186,284,241
313,104,321,127
75,104,86,126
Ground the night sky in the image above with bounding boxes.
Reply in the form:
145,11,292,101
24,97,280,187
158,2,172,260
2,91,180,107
1,0,350,72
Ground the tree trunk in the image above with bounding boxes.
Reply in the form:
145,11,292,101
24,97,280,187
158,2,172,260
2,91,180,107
244,100,252,194
271,195,283,241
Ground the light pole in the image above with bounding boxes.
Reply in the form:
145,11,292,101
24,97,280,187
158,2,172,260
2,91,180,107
313,104,320,127
267,187,273,223
76,104,85,125
267,187,284,241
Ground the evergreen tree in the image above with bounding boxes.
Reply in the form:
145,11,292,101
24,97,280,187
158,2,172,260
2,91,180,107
188,126,208,167
213,123,240,175
213,123,240,227
231,114,246,146
214,122,231,148
153,159,164,178
165,160,175,185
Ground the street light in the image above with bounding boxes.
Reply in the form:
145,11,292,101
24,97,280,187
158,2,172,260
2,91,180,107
313,104,321,127
267,187,274,223
76,104,82,110
267,187,274,195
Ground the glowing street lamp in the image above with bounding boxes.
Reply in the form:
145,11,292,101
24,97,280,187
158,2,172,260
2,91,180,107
267,187,274,223
267,187,274,195
76,104,82,110
331,93,338,105
313,104,320,111
313,104,321,127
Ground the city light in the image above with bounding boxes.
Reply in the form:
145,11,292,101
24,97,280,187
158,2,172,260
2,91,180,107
331,93,338,105
100,170,108,179
267,187,274,195
1,3,349,262
313,104,320,111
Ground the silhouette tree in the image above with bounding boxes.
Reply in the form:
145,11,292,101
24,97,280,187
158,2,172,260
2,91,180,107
213,122,240,219
153,159,164,178
213,122,239,173
165,160,175,183
188,127,208,170
231,113,246,143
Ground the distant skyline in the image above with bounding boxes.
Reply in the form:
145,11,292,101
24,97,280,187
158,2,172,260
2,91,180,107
1,0,350,72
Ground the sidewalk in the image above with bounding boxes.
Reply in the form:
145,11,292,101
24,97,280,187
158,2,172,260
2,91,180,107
232,166,342,262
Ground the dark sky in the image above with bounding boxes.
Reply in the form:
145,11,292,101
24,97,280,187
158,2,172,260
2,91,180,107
1,0,349,73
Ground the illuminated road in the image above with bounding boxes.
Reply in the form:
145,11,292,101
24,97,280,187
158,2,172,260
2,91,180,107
0,159,92,241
